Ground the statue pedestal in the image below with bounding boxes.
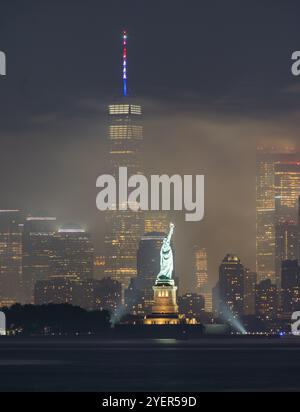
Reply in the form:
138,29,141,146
152,284,178,314
144,283,180,325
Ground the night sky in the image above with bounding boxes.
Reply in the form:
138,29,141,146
1,0,300,291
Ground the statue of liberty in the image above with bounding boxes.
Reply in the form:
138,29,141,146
156,223,175,284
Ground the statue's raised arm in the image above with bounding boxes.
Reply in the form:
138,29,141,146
166,222,175,244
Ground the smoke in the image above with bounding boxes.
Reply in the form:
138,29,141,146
110,304,128,327
218,302,247,334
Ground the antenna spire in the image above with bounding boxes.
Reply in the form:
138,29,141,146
122,31,128,97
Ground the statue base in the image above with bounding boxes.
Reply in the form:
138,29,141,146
144,283,180,325
155,278,175,286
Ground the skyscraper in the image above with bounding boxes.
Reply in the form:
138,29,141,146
243,269,257,316
144,212,169,234
35,224,95,308
178,293,205,322
104,32,144,292
281,260,300,315
256,148,277,283
94,255,106,280
275,159,300,285
255,279,278,321
193,246,212,312
275,159,300,221
219,254,245,318
275,222,298,280
256,146,300,286
22,216,57,303
51,225,94,280
0,210,23,304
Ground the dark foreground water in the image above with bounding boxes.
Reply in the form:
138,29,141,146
0,337,300,392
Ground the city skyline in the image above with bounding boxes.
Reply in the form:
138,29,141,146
3,0,300,395
1,1,300,293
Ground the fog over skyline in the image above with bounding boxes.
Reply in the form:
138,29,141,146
1,0,300,291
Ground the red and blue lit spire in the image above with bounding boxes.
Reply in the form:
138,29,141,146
122,30,128,97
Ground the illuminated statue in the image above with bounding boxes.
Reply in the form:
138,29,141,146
156,223,175,284
144,223,179,325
